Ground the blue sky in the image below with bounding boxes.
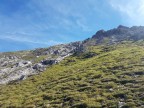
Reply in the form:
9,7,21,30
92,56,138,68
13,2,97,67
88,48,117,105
0,0,144,52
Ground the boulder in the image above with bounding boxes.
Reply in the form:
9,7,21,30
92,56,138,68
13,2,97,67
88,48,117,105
19,75,26,80
41,59,58,65
33,63,46,72
16,61,32,67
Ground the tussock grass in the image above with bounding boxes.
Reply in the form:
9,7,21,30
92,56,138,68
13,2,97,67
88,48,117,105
0,42,144,107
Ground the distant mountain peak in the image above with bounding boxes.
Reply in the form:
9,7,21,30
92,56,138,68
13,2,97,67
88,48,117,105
94,29,106,38
117,25,129,29
91,25,144,44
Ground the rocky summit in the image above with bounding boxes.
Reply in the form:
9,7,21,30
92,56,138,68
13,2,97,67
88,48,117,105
87,25,144,45
0,25,144,108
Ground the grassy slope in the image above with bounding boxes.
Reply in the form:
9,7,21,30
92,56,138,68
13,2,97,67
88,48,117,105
0,42,144,108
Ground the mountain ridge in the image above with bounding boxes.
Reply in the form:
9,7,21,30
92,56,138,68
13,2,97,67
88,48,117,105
91,25,144,44
1,25,144,84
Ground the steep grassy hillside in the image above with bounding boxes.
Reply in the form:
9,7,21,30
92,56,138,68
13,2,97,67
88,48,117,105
0,42,144,108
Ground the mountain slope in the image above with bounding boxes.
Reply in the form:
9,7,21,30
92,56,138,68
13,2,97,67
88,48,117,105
0,25,144,107
0,42,144,108
1,25,144,84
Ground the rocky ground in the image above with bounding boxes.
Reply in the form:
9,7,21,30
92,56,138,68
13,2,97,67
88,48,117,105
0,42,82,84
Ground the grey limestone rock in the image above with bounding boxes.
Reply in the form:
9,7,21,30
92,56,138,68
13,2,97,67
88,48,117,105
33,63,46,72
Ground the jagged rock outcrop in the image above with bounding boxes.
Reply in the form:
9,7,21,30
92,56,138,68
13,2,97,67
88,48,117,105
91,25,144,45
33,63,46,72
0,41,83,84
33,41,82,56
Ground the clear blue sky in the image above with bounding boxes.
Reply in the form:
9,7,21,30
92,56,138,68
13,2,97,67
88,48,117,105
0,0,144,52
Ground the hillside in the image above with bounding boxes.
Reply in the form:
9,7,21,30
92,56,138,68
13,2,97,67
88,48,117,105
1,25,144,84
0,41,144,108
0,25,144,108
0,42,82,84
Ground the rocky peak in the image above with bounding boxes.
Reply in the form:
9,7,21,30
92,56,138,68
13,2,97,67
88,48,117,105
117,25,129,29
94,29,106,37
90,25,144,45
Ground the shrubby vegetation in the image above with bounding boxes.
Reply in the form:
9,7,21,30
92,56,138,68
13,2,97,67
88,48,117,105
0,42,144,108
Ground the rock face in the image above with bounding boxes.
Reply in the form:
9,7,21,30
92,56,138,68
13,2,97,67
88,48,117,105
0,55,35,84
33,41,82,56
33,63,46,72
91,25,144,44
1,25,144,84
0,41,82,84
